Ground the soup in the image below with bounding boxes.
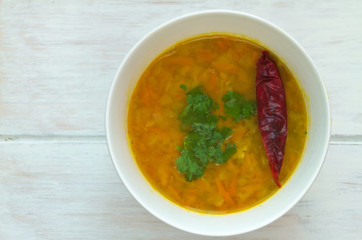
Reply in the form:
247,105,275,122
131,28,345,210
127,34,307,214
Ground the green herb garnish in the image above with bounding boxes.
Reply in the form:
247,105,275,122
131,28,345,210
222,91,257,122
178,85,218,130
176,85,236,181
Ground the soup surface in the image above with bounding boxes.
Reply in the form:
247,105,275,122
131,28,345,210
127,34,307,214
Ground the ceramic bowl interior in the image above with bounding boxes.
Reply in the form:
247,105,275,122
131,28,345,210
106,10,330,236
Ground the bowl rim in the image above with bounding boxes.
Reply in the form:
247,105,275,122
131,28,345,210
105,9,331,236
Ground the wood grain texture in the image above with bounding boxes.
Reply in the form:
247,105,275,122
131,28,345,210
0,142,361,240
0,0,361,136
1,1,362,239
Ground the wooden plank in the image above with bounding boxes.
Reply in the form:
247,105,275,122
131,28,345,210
0,142,361,239
0,1,361,137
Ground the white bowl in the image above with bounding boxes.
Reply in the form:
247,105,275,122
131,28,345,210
106,10,330,236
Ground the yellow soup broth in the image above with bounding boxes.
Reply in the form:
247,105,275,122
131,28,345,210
127,34,307,214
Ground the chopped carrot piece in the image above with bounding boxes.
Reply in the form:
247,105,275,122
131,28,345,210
197,49,217,62
210,70,217,90
198,68,212,85
185,189,199,195
142,91,151,107
148,126,168,139
167,186,181,202
229,174,238,197
147,87,158,101
216,179,233,204
211,61,238,73
164,56,194,65
216,38,230,50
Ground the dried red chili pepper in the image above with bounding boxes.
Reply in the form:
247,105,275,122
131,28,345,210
256,51,287,187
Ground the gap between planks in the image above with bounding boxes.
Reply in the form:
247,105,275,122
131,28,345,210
0,135,106,143
0,135,361,145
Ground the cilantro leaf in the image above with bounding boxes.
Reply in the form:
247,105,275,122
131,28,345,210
176,85,237,182
175,148,205,181
178,86,219,128
180,84,188,91
220,126,233,140
222,91,256,122
222,143,237,163
218,115,227,121
192,122,217,138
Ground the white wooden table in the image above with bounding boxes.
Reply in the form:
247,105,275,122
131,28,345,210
1,1,361,239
